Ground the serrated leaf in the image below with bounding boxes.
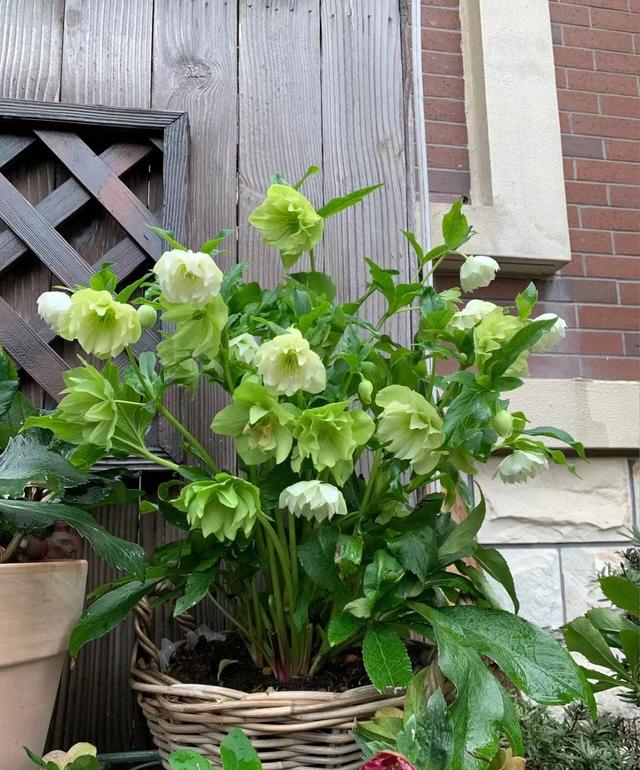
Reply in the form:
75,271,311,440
298,525,340,590
174,566,218,617
362,625,412,691
389,527,438,582
438,494,485,565
317,183,382,219
0,433,99,498
200,228,234,254
169,749,215,770
0,498,145,577
523,426,586,460
474,545,519,613
441,199,473,252
219,728,263,770
69,576,164,656
148,225,187,251
328,613,365,646
485,318,556,381
599,575,640,617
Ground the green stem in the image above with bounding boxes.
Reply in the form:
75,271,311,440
220,328,235,394
309,248,316,272
207,591,255,641
157,403,219,474
119,440,181,472
358,450,382,517
406,473,443,494
0,531,24,563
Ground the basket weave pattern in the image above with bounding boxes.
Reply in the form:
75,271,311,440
131,600,405,770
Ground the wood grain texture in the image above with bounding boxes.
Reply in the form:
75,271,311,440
0,142,152,272
0,296,67,396
35,129,163,257
0,134,35,167
320,0,412,342
0,0,64,406
238,0,323,286
47,0,155,753
152,0,238,470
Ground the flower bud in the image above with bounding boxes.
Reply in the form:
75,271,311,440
492,409,513,438
37,291,72,332
460,255,499,292
358,378,373,404
137,304,157,330
531,313,567,353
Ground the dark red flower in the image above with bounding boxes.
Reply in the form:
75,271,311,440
361,752,418,770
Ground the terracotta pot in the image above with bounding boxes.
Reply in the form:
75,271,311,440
131,599,405,770
0,560,88,770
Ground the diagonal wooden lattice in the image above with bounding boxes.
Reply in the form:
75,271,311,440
0,99,188,407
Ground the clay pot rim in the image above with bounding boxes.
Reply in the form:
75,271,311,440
0,559,88,574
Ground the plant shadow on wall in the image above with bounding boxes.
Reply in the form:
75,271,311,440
15,165,594,768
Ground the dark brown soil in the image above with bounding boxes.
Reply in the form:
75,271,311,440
167,632,430,693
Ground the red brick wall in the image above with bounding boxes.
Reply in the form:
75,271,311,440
422,0,640,380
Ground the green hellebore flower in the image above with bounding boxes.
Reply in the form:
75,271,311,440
376,385,443,475
292,402,374,485
211,380,298,465
173,474,261,542
255,327,326,397
58,288,141,358
24,361,151,454
159,294,228,365
249,183,324,268
473,308,529,377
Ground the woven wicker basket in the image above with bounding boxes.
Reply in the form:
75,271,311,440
131,599,405,770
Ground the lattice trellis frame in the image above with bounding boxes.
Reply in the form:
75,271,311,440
0,98,189,458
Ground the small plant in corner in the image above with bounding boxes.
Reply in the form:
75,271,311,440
25,743,99,770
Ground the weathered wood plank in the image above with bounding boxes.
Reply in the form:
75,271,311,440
0,297,67,397
0,98,180,130
152,0,237,468
238,0,323,286
0,0,64,407
0,142,152,273
0,171,93,284
320,0,412,343
0,134,35,167
49,0,155,753
35,130,163,258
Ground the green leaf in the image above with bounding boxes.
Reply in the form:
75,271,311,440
169,749,215,770
0,347,19,417
65,758,101,770
563,616,627,675
0,433,99,497
23,748,59,770
317,183,382,219
174,566,218,617
473,545,519,613
298,525,340,590
515,282,538,319
438,494,485,565
148,225,187,251
334,533,363,577
396,689,454,770
599,575,640,617
89,263,118,293
423,604,596,714
328,613,365,646
219,728,263,770
441,199,473,252
362,625,412,692
401,230,425,267
485,317,557,381
69,576,164,656
289,271,336,301
200,228,234,254
389,527,438,582
0,498,145,578
619,629,640,673
523,426,586,460
363,550,405,607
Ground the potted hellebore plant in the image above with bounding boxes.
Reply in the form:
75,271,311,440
0,349,145,770
32,168,591,770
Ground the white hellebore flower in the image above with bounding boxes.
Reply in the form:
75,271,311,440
255,327,326,396
532,313,567,353
37,291,72,332
449,299,498,331
229,333,260,364
153,249,223,306
498,450,548,484
460,255,500,293
279,480,347,523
